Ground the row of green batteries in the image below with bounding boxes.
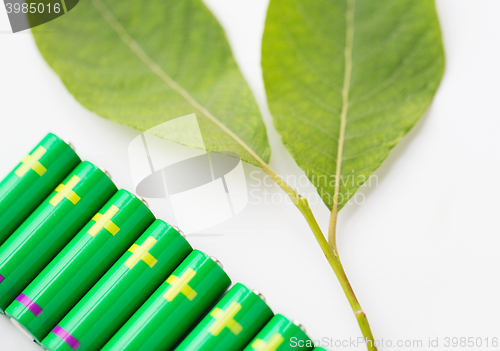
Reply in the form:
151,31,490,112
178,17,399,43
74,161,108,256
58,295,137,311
0,133,328,351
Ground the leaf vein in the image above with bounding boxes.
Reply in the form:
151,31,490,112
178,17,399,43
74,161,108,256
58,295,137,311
90,0,268,169
349,30,430,106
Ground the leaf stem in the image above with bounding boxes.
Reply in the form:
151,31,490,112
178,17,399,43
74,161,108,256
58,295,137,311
295,196,377,351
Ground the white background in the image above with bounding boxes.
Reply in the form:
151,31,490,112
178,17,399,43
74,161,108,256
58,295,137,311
1,0,500,350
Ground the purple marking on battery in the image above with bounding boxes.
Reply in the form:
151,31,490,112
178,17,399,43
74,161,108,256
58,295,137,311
0,274,4,283
52,326,81,350
15,294,43,317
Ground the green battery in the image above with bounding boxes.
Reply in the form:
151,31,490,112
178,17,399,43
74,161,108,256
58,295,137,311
41,219,192,351
243,314,313,351
5,189,155,343
174,283,274,351
0,133,80,246
312,348,328,351
102,249,231,351
0,161,116,313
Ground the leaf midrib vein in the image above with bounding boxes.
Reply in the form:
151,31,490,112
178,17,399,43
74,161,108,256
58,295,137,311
328,0,355,247
91,0,267,168
334,0,354,206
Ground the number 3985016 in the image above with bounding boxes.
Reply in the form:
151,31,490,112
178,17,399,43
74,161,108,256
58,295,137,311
5,2,61,14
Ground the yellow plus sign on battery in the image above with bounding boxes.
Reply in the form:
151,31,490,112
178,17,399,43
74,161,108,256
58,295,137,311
87,205,120,237
209,302,243,336
252,333,284,351
124,236,158,269
163,268,197,302
15,146,47,178
49,175,81,206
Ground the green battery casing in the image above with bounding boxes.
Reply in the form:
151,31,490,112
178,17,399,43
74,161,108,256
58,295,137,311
5,189,155,342
0,161,116,313
175,283,274,351
102,250,231,351
312,348,328,351
41,220,192,351
0,133,80,246
243,314,313,351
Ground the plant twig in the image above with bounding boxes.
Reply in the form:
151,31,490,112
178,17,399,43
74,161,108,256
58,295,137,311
92,1,376,348
295,196,377,351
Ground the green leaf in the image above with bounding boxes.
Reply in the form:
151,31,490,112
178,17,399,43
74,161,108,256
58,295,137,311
32,0,270,166
262,0,444,210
